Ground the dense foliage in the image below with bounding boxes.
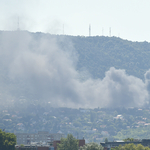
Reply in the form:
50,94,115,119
69,36,150,80
57,134,79,150
79,142,103,150
111,143,150,150
0,129,16,150
2,104,150,143
114,126,150,140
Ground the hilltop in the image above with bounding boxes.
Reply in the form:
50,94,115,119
69,35,150,80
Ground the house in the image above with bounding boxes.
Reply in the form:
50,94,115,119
113,115,123,120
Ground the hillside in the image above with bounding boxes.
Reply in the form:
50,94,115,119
69,36,150,80
5,31,150,80
0,31,150,108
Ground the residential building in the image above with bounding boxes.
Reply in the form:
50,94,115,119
15,131,64,145
15,145,54,150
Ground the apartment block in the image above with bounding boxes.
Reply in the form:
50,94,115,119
16,131,64,145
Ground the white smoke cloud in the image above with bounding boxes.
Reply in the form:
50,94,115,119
0,31,149,108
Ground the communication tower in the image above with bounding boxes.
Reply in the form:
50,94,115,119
109,27,111,37
89,24,91,36
17,17,20,30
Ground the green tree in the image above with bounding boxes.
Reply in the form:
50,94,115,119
79,142,103,150
0,129,16,150
112,143,150,150
105,138,108,143
144,147,150,150
136,144,145,150
20,144,24,147
124,143,136,150
57,134,79,150
123,138,134,142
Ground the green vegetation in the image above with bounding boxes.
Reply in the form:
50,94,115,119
57,134,79,150
111,143,150,150
123,138,134,142
0,129,16,150
2,105,150,143
114,126,150,140
20,144,24,147
69,36,150,80
79,142,103,150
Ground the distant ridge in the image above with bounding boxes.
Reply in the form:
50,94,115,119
1,30,150,80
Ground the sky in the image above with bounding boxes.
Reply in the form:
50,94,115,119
0,0,150,42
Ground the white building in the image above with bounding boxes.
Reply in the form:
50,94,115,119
15,131,64,145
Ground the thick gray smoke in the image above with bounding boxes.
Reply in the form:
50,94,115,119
0,31,149,108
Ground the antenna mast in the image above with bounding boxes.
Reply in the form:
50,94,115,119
17,17,20,30
109,27,111,37
89,24,91,36
102,27,104,36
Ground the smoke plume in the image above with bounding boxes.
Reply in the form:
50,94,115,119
0,31,149,108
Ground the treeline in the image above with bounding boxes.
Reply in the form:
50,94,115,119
112,143,150,150
57,134,103,150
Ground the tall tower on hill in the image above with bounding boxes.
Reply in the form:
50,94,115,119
17,17,20,31
89,24,91,36
109,27,111,37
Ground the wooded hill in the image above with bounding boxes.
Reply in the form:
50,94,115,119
1,31,150,80
0,31,150,104
34,32,150,80
68,35,150,80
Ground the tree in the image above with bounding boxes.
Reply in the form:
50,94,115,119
105,138,108,143
136,144,145,150
124,143,136,150
79,142,103,150
123,138,134,142
57,134,79,150
0,129,16,150
20,144,24,147
111,143,150,150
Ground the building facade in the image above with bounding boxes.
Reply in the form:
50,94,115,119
15,145,54,150
16,131,64,145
